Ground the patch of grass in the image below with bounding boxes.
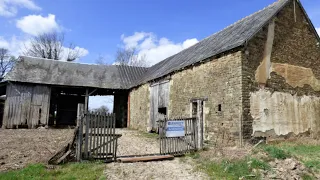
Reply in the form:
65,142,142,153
0,162,106,180
250,158,270,170
305,160,320,171
138,131,159,139
280,144,320,162
269,143,320,171
186,152,200,159
301,173,315,180
200,157,266,180
263,146,291,159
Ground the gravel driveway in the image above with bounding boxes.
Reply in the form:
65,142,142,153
105,129,208,180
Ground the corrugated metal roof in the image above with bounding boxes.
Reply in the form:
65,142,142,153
137,0,290,84
5,56,148,89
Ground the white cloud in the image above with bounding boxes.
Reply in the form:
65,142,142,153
121,32,153,49
120,32,198,66
0,37,10,48
16,14,60,36
0,36,27,56
61,46,89,61
0,36,89,61
316,28,320,36
0,0,41,17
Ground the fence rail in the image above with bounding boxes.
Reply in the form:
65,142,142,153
76,112,121,161
159,117,197,155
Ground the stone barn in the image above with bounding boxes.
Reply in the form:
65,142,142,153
1,0,319,146
128,0,320,146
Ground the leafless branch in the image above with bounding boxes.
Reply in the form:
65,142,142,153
0,48,16,81
23,32,83,61
115,47,147,67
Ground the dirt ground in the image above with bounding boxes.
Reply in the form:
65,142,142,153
0,128,74,172
105,129,209,180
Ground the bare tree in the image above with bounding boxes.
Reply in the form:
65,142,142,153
23,32,84,61
115,47,147,67
95,54,108,65
0,48,15,81
91,105,110,114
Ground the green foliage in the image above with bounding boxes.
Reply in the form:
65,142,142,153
200,157,266,180
301,173,315,180
305,161,320,171
280,144,320,162
0,162,105,180
263,146,290,159
187,152,200,159
250,158,270,170
271,143,320,171
139,131,159,139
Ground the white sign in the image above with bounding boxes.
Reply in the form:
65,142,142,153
166,121,185,137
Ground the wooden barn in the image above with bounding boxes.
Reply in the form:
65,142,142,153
0,56,147,128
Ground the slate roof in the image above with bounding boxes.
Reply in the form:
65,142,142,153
6,0,303,90
5,56,148,89
137,0,290,84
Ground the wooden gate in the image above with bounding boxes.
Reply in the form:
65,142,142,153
158,117,198,155
76,112,121,162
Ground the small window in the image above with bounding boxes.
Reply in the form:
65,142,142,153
218,104,222,112
158,107,167,115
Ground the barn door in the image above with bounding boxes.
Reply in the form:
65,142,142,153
150,81,170,132
150,85,159,131
191,99,204,149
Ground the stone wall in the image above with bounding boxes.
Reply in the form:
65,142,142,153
243,2,320,139
129,84,150,130
169,51,243,146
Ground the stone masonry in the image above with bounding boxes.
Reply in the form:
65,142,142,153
243,2,320,139
129,84,150,130
129,0,320,146
168,51,243,146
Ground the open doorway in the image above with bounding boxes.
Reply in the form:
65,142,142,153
89,96,114,114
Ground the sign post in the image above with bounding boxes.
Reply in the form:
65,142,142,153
166,121,185,137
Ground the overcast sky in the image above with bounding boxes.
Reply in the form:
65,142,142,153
0,0,319,110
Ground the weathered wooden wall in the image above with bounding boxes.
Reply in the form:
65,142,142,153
150,81,169,131
3,83,51,128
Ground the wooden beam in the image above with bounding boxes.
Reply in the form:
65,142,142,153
84,89,89,112
117,155,174,163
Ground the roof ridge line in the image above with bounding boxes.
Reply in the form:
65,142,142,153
146,0,288,69
202,0,287,42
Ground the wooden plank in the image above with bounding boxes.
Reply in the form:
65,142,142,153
107,113,111,155
76,117,83,161
41,86,51,126
84,113,89,159
56,150,72,164
88,113,92,157
112,113,116,160
98,112,102,159
90,135,121,153
103,113,106,158
150,85,159,130
118,155,174,163
92,112,97,156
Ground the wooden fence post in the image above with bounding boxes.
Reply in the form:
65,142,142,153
76,114,83,161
